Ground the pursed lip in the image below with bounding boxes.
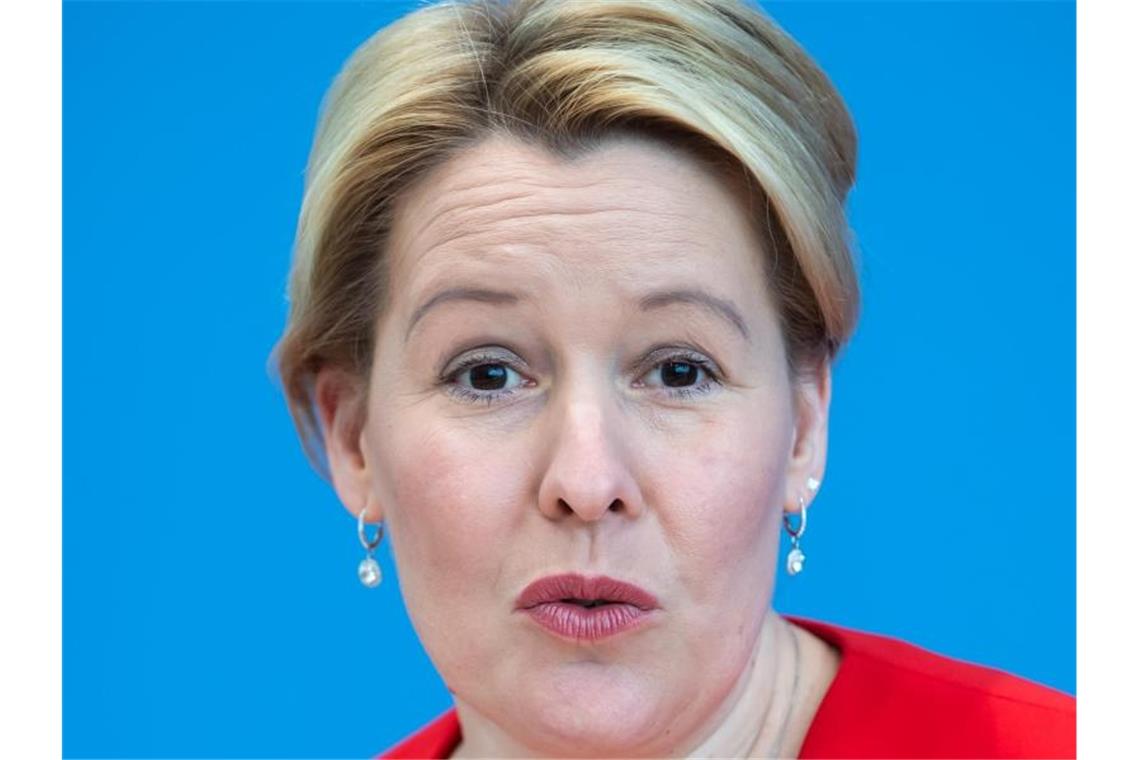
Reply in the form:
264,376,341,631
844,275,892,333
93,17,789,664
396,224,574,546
514,573,661,611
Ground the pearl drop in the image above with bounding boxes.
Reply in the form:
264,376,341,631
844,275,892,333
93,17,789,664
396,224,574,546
358,557,382,587
786,548,805,576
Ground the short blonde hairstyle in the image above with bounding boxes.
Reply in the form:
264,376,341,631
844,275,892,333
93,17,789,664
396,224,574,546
273,0,860,472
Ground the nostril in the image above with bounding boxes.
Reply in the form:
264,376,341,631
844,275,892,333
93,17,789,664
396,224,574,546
552,498,625,517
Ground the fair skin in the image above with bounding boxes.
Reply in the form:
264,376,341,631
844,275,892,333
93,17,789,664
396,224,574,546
318,133,839,758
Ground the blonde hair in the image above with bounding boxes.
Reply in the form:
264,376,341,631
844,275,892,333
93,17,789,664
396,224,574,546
273,0,860,472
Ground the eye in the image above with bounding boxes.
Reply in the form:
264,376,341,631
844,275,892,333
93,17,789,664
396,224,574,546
639,351,722,400
443,352,530,405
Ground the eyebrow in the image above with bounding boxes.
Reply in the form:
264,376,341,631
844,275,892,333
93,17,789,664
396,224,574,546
404,285,749,342
638,288,751,341
405,287,523,342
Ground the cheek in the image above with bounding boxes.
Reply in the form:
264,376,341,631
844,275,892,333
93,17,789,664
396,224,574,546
368,413,558,700
364,414,528,662
374,417,518,583
657,404,792,608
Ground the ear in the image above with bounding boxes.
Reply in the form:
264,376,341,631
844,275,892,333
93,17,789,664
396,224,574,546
784,359,831,512
314,366,381,522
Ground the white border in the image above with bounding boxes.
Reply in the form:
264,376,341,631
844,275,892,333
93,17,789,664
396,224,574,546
1078,0,1139,756
0,0,61,757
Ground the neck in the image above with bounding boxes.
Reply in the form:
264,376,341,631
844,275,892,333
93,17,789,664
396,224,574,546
451,611,835,759
687,612,800,758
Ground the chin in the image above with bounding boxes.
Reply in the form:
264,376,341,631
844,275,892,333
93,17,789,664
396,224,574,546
513,663,668,756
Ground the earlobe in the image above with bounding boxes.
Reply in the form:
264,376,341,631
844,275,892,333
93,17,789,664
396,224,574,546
314,367,379,520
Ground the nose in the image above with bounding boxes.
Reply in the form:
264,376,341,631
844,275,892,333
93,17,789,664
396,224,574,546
536,392,646,523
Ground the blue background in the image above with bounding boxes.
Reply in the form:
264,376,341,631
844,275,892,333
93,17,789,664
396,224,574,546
64,1,1075,757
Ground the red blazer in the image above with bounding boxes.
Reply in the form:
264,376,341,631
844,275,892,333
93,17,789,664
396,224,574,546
377,616,1075,759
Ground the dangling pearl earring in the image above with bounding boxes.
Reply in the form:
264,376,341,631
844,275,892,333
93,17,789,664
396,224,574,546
357,506,384,588
783,496,808,576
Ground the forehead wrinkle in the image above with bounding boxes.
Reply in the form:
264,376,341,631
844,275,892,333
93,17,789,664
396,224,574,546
397,148,616,243
399,189,536,259
395,152,713,255
401,197,713,279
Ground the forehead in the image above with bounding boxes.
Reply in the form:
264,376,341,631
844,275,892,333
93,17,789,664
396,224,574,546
385,133,770,312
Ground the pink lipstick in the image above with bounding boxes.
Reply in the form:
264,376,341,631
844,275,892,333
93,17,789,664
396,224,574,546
515,573,660,642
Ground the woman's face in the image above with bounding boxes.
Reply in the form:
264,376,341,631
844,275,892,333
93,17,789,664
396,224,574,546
320,133,828,756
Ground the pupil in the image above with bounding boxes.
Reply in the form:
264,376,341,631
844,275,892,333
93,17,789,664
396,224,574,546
662,361,697,388
470,364,507,390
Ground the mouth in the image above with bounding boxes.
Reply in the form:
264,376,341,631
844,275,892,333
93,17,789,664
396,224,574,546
514,573,660,612
514,574,660,642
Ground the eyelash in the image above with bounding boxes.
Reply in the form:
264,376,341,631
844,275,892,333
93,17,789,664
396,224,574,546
441,349,723,406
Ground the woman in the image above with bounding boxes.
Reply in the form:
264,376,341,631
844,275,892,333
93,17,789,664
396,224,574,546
273,0,1076,757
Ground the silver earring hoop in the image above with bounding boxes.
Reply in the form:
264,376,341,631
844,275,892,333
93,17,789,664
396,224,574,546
357,507,384,588
783,496,808,576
